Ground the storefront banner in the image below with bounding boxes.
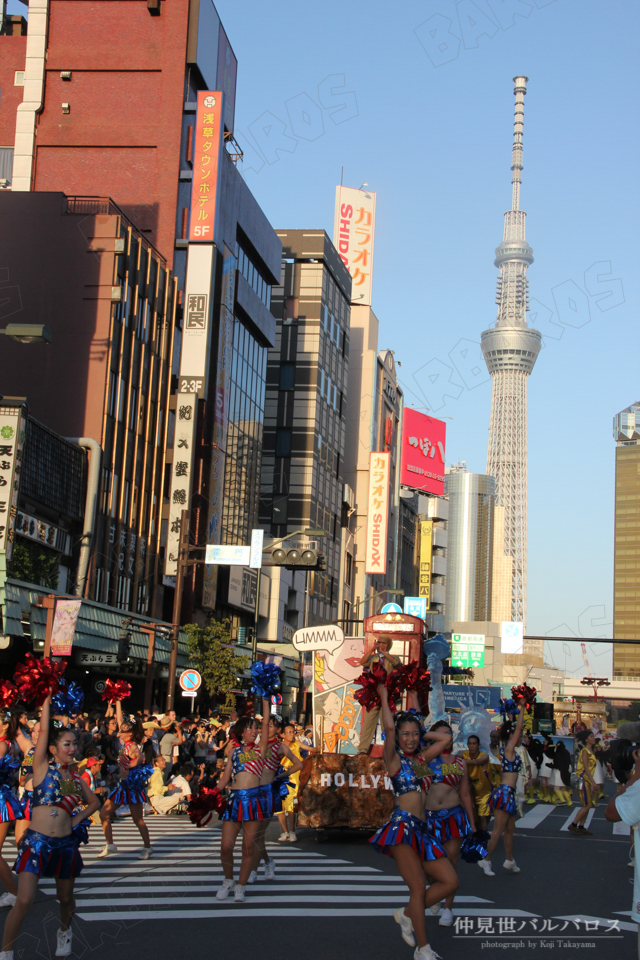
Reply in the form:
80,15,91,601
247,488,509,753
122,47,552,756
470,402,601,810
50,598,82,657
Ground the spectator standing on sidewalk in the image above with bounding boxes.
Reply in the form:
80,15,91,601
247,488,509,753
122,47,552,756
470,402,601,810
605,748,640,959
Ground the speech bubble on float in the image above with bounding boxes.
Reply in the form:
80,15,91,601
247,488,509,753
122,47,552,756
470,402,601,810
291,625,345,655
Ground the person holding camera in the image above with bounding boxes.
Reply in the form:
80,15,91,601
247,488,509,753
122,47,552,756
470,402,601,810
605,747,640,958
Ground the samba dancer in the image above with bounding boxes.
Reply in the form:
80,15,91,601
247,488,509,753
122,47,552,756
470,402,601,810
1,693,99,959
216,700,270,903
0,710,32,909
423,721,476,927
250,715,304,882
98,700,153,859
370,685,457,960
568,730,598,836
477,695,526,876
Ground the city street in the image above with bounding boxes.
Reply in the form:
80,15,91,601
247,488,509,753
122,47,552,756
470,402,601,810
10,784,636,960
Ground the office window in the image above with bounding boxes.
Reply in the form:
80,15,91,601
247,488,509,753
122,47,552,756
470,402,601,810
279,362,295,391
319,368,324,396
275,428,292,457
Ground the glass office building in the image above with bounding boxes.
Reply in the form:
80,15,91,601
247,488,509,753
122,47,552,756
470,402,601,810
613,402,640,676
444,466,495,630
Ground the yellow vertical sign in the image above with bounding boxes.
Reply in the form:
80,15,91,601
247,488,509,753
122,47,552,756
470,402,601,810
419,521,433,604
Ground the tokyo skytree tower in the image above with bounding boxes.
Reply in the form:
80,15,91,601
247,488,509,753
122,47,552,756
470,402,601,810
481,76,541,626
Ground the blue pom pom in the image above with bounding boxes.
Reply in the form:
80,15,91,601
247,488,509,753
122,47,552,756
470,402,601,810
250,661,281,699
51,681,85,717
460,830,490,864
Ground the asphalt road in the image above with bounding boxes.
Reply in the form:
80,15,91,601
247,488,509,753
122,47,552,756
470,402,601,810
3,783,636,960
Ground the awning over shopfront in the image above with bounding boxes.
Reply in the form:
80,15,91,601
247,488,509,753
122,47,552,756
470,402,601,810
5,579,190,668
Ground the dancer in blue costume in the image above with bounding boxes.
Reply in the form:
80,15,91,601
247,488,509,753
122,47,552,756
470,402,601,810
478,694,526,877
0,709,33,909
370,684,457,960
1,692,99,959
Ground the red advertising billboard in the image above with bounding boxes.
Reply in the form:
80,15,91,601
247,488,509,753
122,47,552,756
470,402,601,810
189,91,224,242
400,408,446,496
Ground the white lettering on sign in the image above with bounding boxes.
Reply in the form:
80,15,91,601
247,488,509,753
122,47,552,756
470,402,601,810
316,774,393,790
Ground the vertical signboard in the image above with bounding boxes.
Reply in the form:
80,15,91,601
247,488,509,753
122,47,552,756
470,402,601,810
333,185,376,305
400,408,447,496
50,598,82,657
364,452,390,575
0,404,26,560
419,520,433,606
165,393,197,576
189,90,224,243
202,245,236,608
501,621,524,654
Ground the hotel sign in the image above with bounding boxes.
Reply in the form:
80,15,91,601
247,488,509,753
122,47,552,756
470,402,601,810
189,91,224,242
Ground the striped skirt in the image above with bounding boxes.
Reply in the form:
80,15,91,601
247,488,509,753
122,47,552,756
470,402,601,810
0,784,24,823
15,829,82,879
370,809,447,861
424,804,473,843
488,783,518,816
222,786,267,822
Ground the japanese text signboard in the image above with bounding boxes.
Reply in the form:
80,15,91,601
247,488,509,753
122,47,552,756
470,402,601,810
333,186,376,305
419,521,433,605
164,392,197,577
451,633,486,669
0,404,26,560
400,408,446,496
189,91,224,243
365,452,390,575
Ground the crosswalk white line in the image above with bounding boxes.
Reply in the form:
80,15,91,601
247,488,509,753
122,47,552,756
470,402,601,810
515,804,556,828
76,907,540,921
613,820,631,835
560,810,577,832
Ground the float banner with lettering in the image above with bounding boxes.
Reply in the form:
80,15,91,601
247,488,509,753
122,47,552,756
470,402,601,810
400,408,446,496
297,755,395,829
364,451,390,575
189,91,224,243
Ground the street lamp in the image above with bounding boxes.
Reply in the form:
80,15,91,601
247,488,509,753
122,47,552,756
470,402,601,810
253,527,326,661
0,324,53,344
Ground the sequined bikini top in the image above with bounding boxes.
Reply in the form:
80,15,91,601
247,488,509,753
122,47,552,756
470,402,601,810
33,764,83,814
428,754,466,789
231,743,264,779
500,748,523,773
390,752,433,796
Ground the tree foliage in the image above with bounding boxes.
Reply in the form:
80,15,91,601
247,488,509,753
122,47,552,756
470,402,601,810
10,540,59,589
183,619,249,698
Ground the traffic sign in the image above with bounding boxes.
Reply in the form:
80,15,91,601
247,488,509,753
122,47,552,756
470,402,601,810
179,669,202,692
451,633,485,669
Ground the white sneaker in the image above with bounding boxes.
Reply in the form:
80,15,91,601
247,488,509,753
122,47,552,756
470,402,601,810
439,907,454,927
138,847,152,860
503,859,520,873
288,831,297,842
216,879,236,900
478,858,495,876
247,870,258,884
414,945,442,960
234,883,245,902
0,892,16,908
277,832,290,842
629,859,635,868
97,844,117,858
55,928,73,958
394,907,416,946
264,859,276,880
430,899,444,916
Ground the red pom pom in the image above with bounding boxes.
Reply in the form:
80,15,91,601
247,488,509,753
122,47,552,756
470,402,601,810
0,680,19,709
188,787,226,828
354,661,387,712
511,683,537,713
13,653,66,707
101,679,132,703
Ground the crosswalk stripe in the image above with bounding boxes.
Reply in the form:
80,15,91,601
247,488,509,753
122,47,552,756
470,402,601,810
613,820,631,835
515,804,556,828
76,907,539,921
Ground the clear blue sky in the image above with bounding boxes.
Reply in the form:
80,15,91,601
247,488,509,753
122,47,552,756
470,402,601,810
10,0,637,677
213,0,639,679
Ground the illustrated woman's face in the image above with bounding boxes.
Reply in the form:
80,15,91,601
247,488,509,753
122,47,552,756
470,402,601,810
322,636,365,685
398,722,420,756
